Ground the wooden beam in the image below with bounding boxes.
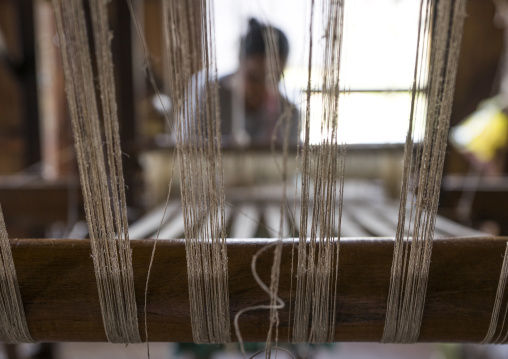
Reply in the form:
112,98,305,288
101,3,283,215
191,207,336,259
10,237,506,342
0,179,82,226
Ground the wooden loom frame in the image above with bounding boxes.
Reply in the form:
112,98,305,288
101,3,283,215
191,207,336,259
9,236,505,342
0,0,490,345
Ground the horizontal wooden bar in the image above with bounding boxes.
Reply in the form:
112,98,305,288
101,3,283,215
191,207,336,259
10,237,507,343
0,179,82,226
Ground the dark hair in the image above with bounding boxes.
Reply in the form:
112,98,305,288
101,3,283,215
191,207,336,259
240,18,290,61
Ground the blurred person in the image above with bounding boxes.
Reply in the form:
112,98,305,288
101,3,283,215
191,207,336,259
220,18,299,147
188,18,300,148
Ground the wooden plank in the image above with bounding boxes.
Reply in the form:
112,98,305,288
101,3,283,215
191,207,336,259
434,215,485,237
155,206,231,240
337,209,370,237
348,202,397,236
129,201,180,239
155,209,185,239
230,204,259,238
292,203,372,237
9,236,507,343
264,204,290,238
369,201,450,238
368,200,485,238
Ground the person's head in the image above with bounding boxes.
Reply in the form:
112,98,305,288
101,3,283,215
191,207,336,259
238,18,289,111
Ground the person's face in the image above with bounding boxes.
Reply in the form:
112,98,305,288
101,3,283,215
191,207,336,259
239,55,286,111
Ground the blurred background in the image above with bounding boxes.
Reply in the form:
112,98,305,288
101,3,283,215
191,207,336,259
1,0,508,358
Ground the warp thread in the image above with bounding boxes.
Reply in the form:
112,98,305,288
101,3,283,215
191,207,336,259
382,0,466,343
259,24,297,356
162,0,230,344
224,21,296,357
293,0,347,344
52,0,141,343
234,242,285,359
0,205,34,344
48,0,470,347
483,241,508,344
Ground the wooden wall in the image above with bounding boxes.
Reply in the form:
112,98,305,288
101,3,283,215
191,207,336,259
0,1,24,174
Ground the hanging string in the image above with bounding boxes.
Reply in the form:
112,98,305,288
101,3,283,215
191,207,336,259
260,24,297,357
162,0,230,344
0,205,34,343
234,242,285,359
382,0,466,343
293,0,347,344
52,0,141,343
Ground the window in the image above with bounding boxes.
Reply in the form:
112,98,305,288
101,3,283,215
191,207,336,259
213,0,427,144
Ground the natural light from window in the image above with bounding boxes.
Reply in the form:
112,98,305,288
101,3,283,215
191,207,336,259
213,0,427,144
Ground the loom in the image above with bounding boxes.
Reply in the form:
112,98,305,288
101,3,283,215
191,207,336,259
1,0,507,350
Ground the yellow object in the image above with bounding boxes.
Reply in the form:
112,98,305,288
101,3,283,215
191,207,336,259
450,97,508,163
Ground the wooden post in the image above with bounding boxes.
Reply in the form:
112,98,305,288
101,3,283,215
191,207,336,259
14,0,41,168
